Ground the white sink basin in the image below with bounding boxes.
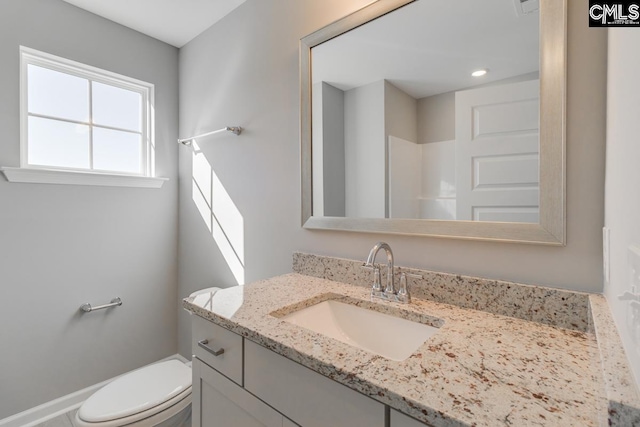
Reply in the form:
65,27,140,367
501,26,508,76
280,300,441,361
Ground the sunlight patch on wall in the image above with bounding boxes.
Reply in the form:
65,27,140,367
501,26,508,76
191,142,245,285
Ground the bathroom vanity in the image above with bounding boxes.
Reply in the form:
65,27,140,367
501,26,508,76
191,312,384,427
184,253,640,426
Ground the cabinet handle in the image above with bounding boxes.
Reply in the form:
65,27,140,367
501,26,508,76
198,339,225,357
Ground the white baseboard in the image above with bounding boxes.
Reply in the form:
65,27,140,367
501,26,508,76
0,354,190,427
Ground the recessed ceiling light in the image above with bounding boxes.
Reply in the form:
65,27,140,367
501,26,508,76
471,69,488,77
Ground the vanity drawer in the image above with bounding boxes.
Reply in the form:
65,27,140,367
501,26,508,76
244,340,385,427
191,314,243,385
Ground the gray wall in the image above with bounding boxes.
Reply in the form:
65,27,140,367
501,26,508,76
344,80,386,218
321,83,346,217
418,92,455,144
384,81,418,218
177,0,607,358
384,81,418,144
0,0,179,418
605,28,640,390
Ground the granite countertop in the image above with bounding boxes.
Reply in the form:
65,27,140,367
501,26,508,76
184,271,629,426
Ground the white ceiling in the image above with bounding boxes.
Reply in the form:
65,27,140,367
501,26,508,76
312,0,540,99
62,0,246,48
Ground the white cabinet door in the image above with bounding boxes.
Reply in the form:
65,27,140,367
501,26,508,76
455,79,540,223
244,340,385,427
192,357,284,427
390,409,428,426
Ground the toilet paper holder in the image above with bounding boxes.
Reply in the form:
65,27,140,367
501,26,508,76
80,297,122,313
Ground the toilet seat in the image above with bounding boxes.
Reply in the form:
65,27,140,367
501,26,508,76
75,360,192,427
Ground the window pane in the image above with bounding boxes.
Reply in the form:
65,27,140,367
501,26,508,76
28,116,90,169
28,64,89,122
92,81,142,132
93,127,142,174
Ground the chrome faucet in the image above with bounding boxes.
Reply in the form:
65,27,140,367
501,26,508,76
363,242,420,304
365,242,395,297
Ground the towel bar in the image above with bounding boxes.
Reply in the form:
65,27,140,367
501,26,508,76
80,297,122,313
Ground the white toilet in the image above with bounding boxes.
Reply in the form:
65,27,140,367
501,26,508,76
75,360,192,427
74,288,220,426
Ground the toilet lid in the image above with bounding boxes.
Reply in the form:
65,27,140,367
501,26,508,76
78,360,192,423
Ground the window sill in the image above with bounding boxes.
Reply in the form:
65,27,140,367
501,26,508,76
0,167,168,188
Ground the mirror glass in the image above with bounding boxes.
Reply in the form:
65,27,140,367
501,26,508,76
302,0,565,245
311,0,540,223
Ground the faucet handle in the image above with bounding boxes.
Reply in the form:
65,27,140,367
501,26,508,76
397,272,420,303
362,264,383,297
372,267,382,293
397,273,409,297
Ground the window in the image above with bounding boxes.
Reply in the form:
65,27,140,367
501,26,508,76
7,47,164,187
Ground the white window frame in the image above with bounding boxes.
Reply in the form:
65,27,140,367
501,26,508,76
1,46,166,188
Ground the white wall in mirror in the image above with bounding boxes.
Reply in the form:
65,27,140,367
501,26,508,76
312,0,540,98
310,0,541,224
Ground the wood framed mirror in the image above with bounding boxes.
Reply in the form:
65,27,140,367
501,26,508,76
301,0,566,245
